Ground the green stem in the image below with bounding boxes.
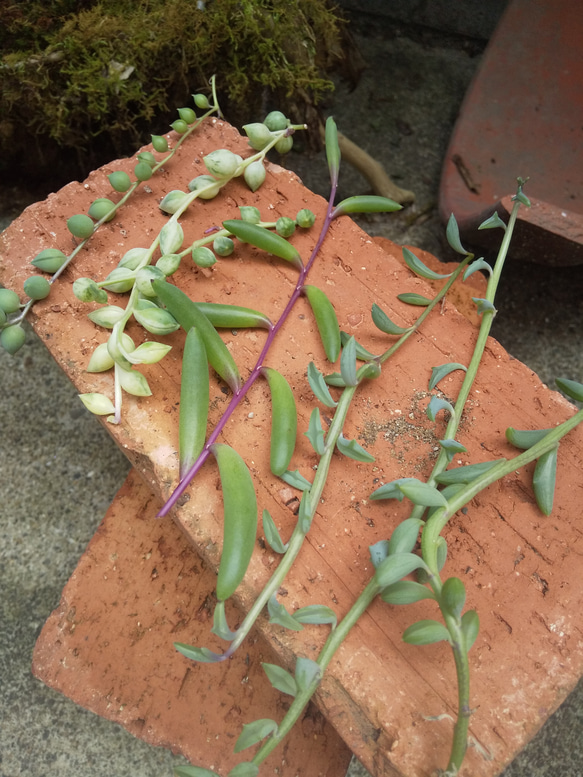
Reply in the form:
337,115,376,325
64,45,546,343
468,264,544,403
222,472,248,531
251,576,382,765
443,615,471,771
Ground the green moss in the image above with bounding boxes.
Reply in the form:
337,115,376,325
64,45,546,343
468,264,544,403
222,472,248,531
0,0,345,179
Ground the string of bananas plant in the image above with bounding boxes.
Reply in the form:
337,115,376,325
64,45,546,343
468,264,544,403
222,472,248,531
4,81,582,777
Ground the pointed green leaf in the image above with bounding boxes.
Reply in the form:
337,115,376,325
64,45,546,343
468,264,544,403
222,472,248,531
303,285,341,362
307,361,337,407
340,330,378,360
426,395,455,421
324,371,346,387
435,459,504,485
262,509,288,554
262,663,297,697
336,434,375,463
334,195,401,217
398,480,448,507
371,302,410,335
461,610,480,651
234,719,278,753
223,219,301,268
280,469,312,491
402,247,452,280
464,258,492,280
439,439,468,462
441,577,466,620
267,594,304,631
369,540,390,568
478,212,507,231
388,517,423,555
174,766,218,777
295,656,321,692
325,116,340,180
505,427,553,450
369,477,416,501
211,601,236,642
173,644,223,663
340,335,358,386
305,408,326,455
556,377,583,402
227,764,259,777
263,367,297,476
179,326,209,478
397,293,432,306
436,536,448,572
293,605,337,628
472,297,497,316
429,363,467,391
380,580,437,605
403,619,451,646
533,446,558,516
375,552,428,589
446,213,470,255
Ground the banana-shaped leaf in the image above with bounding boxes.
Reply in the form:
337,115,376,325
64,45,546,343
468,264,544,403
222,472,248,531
223,219,302,268
268,594,303,631
387,517,424,555
179,327,209,478
371,302,410,335
464,258,492,280
429,362,467,391
340,330,379,360
426,395,455,421
194,301,272,329
532,446,558,516
293,605,337,628
340,334,358,386
153,280,241,391
234,719,278,753
262,509,289,554
211,601,236,641
403,619,451,646
336,433,375,463
402,247,452,280
435,459,504,485
478,212,507,231
333,195,401,217
210,444,258,601
375,552,428,589
380,581,436,605
280,469,312,491
303,285,341,362
307,361,337,407
446,213,470,255
461,610,480,650
556,377,583,402
263,367,297,476
305,407,326,455
325,115,340,181
397,292,432,306
505,427,553,450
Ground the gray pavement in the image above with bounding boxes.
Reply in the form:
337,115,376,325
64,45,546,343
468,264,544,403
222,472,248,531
1,5,582,777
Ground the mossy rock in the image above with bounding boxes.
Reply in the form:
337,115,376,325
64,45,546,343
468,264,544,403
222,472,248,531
0,0,347,185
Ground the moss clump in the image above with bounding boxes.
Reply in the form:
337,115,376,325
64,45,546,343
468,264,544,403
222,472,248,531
0,0,345,184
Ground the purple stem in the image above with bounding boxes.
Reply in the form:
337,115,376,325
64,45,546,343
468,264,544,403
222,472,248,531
157,176,339,517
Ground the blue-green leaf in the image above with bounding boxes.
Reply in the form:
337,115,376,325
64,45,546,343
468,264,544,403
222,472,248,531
435,459,504,485
472,297,497,316
399,480,448,507
369,477,416,501
426,395,455,421
505,427,553,450
267,594,304,631
556,377,583,402
293,605,337,628
211,601,237,641
227,764,259,777
333,195,401,217
439,438,468,462
375,552,428,589
295,656,321,692
336,434,375,463
234,719,278,753
173,644,223,663
298,489,313,534
429,362,467,391
380,580,437,605
371,303,410,335
262,509,289,554
325,116,340,180
461,610,480,651
262,663,297,697
307,361,337,407
280,469,312,491
403,619,451,646
402,247,452,280
446,213,470,255
397,292,432,306
305,408,326,455
369,540,390,568
441,577,466,620
478,212,507,231
533,446,558,516
324,372,346,387
340,335,358,386
464,258,492,280
340,330,378,360
388,517,423,555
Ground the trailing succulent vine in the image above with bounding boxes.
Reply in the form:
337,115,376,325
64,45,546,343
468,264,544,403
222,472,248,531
4,83,583,777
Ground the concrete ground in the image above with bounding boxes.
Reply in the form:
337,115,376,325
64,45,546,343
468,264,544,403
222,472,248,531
1,4,582,777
